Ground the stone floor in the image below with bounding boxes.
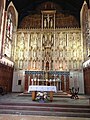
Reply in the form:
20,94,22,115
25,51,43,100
0,115,90,120
0,93,90,120
0,93,90,105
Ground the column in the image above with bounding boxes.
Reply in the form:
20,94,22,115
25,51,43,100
30,74,32,85
61,75,64,91
57,80,58,91
54,13,55,30
59,74,62,91
54,33,55,47
42,13,43,29
59,80,61,91
28,75,30,87
66,75,69,92
64,75,66,92
27,33,30,70
24,74,28,91
14,33,17,61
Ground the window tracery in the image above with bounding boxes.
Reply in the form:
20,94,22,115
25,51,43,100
4,12,13,57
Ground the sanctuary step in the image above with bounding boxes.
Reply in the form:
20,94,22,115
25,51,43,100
18,91,70,98
0,102,90,118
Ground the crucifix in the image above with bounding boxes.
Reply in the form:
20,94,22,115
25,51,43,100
47,14,50,28
44,14,53,28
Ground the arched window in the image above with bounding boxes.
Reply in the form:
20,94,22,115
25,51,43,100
4,12,13,58
6,12,13,40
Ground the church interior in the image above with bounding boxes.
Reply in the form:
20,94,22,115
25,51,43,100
0,0,90,95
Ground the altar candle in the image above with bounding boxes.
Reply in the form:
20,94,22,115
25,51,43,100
38,79,39,85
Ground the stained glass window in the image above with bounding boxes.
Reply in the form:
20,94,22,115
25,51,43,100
4,12,13,57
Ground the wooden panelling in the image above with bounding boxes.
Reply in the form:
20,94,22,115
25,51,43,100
0,63,14,92
83,67,90,95
66,75,69,92
61,75,64,91
24,74,28,91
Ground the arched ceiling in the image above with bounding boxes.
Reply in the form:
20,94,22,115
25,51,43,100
6,0,89,27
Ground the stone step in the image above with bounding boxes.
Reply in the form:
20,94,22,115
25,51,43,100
0,103,90,118
19,91,70,98
0,104,90,113
0,108,90,118
0,102,90,108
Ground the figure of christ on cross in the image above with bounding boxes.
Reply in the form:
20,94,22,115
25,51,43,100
44,14,53,28
47,14,50,28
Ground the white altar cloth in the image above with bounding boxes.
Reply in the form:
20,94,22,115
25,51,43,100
28,85,57,92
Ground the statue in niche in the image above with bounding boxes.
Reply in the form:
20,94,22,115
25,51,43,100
45,48,51,61
46,39,50,47
33,49,36,58
45,35,47,42
42,35,47,46
44,19,47,28
31,33,37,49
51,35,54,44
19,60,23,69
20,33,24,50
42,35,45,45
43,33,54,48
50,19,53,28
21,33,24,42
5,38,9,48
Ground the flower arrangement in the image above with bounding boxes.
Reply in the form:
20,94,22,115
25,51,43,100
35,92,49,102
69,87,79,99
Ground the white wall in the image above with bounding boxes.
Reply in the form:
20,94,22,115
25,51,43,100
12,70,25,92
69,70,84,94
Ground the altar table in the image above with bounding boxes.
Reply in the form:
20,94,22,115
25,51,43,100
28,85,57,101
